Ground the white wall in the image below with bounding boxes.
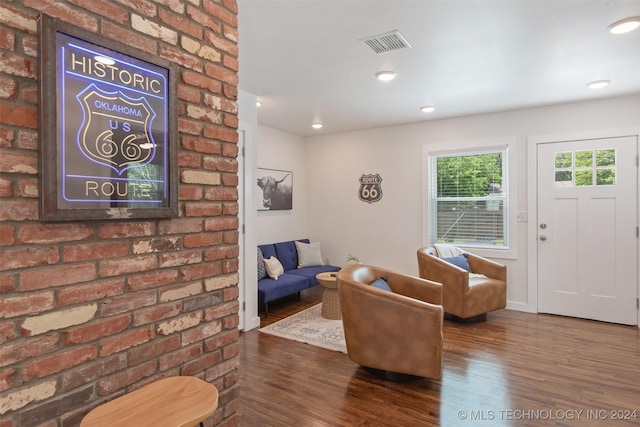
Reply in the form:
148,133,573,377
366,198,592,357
256,125,309,244
304,94,640,311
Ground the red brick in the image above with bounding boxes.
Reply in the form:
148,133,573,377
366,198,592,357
97,359,157,396
159,250,202,268
58,279,125,307
64,314,130,345
222,173,238,187
0,321,16,344
99,221,155,239
203,329,239,353
100,290,157,316
203,0,238,28
223,112,239,129
181,320,222,346
127,335,180,366
68,0,129,24
22,345,97,382
24,0,98,31
133,302,182,326
0,200,37,220
101,21,157,55
203,124,238,143
0,177,13,197
223,54,239,72
0,53,36,79
158,344,202,372
160,45,202,71
0,4,37,33
204,245,238,261
182,352,221,377
0,368,15,392
18,224,94,244
21,84,38,104
99,255,157,277
0,334,59,368
180,262,221,282
0,246,59,272
182,136,222,154
179,185,203,201
0,291,54,319
0,225,14,246
222,342,239,360
222,142,238,158
223,284,239,302
158,218,203,235
99,326,154,357
204,217,238,232
184,202,223,218
63,241,129,262
203,156,237,172
0,76,17,99
127,270,179,291
20,263,96,291
0,274,15,294
159,8,201,39
17,129,37,150
18,177,38,197
204,62,238,86
184,233,222,249
179,152,202,168
205,300,239,322
186,5,221,32
181,70,221,93
177,84,200,103
60,354,126,392
204,186,238,201
222,258,238,274
0,151,37,174
132,237,181,254
0,127,14,147
22,35,37,58
178,119,204,137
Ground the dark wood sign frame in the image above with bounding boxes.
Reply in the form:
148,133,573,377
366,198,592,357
38,15,178,221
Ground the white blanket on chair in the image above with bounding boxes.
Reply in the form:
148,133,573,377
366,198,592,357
432,244,464,258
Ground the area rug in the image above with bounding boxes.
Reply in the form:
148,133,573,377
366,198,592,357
258,304,347,353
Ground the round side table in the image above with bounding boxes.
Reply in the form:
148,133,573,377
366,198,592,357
316,272,341,320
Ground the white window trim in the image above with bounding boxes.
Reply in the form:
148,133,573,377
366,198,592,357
423,137,518,260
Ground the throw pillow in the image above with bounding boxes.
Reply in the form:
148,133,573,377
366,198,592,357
257,247,267,280
371,277,392,292
442,253,470,271
264,256,284,280
295,240,325,268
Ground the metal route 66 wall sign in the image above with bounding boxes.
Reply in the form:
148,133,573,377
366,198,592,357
358,174,383,203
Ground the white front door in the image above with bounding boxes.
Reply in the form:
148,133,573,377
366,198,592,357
537,136,638,325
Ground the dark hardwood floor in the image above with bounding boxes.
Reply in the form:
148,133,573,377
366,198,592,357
238,287,640,426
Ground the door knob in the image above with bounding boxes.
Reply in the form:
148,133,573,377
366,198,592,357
540,223,547,229
539,235,547,241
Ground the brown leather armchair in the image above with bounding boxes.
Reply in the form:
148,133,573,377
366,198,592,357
337,264,443,380
417,246,506,322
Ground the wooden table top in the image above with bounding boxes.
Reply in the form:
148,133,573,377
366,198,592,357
81,376,218,427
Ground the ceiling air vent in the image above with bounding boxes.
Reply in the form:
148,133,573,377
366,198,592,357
361,30,411,54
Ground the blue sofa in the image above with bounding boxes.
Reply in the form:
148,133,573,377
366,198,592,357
258,239,340,315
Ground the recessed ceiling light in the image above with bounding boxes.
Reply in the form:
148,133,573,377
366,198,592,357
256,100,262,107
375,71,397,82
311,123,323,129
420,106,435,113
587,80,610,89
608,17,640,34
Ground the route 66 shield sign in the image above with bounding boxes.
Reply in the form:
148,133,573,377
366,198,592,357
358,174,383,203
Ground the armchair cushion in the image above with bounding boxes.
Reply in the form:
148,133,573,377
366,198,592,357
264,256,284,280
371,277,392,292
441,254,470,271
295,240,325,268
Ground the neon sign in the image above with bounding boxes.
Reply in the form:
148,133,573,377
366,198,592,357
39,15,177,221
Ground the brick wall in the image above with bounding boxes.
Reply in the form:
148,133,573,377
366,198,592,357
0,1,240,426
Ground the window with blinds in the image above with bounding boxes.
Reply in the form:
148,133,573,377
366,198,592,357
428,147,508,249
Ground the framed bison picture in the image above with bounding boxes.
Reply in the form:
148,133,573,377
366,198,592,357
256,168,293,210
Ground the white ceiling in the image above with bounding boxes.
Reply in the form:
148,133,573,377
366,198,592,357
237,1,640,137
